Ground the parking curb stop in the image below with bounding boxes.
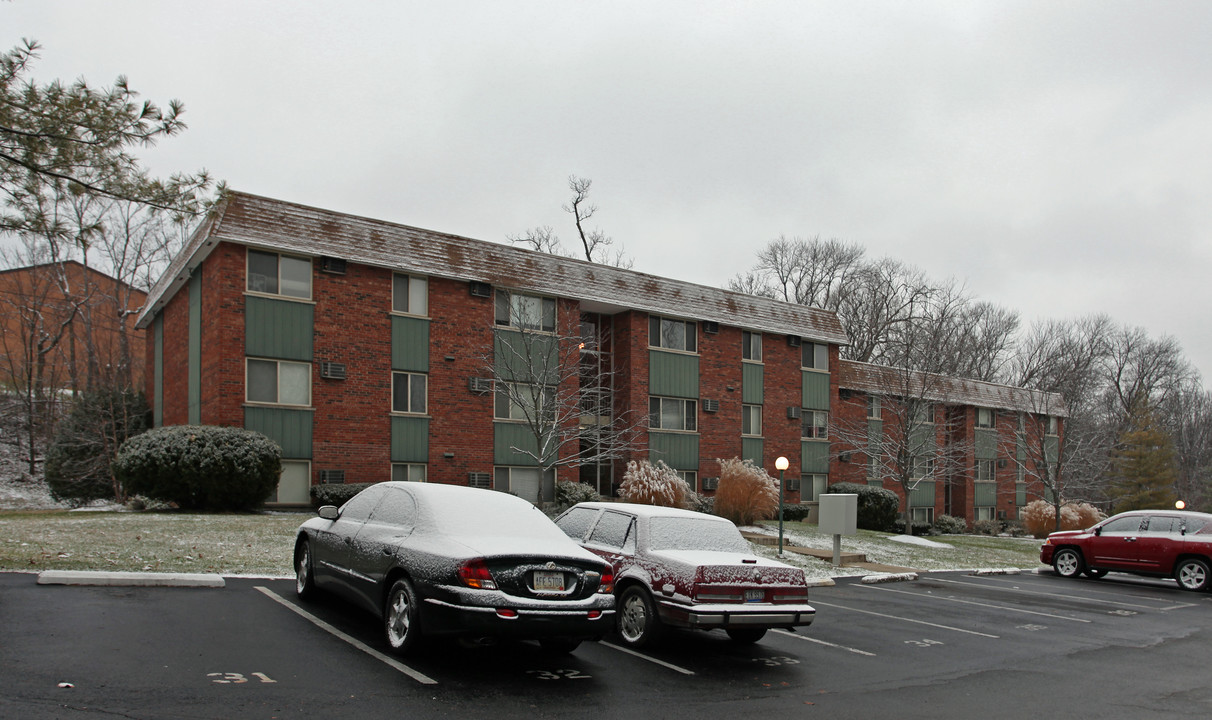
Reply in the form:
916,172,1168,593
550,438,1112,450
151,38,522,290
860,572,919,584
36,570,226,588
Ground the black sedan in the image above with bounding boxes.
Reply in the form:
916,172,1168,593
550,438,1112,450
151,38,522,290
294,482,615,655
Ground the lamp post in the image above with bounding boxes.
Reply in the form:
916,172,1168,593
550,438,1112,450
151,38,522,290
775,456,789,557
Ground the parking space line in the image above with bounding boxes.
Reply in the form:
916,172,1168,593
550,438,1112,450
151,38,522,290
254,586,438,686
598,641,696,675
859,584,1092,623
772,629,876,656
811,600,999,638
931,577,1196,611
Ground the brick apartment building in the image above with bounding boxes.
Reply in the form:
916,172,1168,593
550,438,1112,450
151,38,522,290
136,191,1063,521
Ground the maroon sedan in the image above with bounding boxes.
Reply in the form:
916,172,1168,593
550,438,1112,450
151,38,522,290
1040,509,1212,591
554,502,815,647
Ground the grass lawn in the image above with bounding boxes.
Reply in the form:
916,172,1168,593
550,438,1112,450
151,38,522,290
0,509,1048,580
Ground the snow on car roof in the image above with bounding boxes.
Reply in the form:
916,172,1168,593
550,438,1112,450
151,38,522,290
573,501,734,523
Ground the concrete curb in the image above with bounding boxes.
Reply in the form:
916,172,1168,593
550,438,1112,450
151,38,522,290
806,578,837,588
36,570,226,588
860,572,919,584
971,568,1023,576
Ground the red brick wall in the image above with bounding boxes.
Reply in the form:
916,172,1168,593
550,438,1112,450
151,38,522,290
158,280,190,427
698,325,743,481
613,310,650,475
200,245,247,428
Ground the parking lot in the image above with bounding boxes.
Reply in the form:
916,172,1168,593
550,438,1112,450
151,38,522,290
2,569,1211,719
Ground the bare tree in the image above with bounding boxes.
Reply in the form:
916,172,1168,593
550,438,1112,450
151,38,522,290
729,235,866,309
1161,381,1212,511
508,175,632,268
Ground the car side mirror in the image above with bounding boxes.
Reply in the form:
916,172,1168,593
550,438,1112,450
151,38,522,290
1093,527,1102,536
319,505,339,520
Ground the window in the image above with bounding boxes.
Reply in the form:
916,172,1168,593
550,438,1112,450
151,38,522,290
742,331,762,362
391,463,427,482
912,403,935,425
246,358,311,406
801,341,828,370
556,506,601,541
975,506,996,522
1045,416,1060,435
649,396,697,431
392,372,427,414
742,404,762,436
587,510,635,552
801,410,828,439
247,249,311,299
976,408,995,429
911,506,935,524
911,456,935,479
496,382,549,422
675,470,698,491
804,474,828,502
495,290,555,332
392,273,428,315
867,395,881,419
649,316,696,353
867,454,880,481
266,460,311,504
493,466,555,504
976,459,995,482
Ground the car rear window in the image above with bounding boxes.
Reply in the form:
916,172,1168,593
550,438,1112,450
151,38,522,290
647,517,749,553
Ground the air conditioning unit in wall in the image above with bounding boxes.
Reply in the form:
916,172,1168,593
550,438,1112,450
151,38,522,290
786,406,801,419
319,362,347,380
702,321,720,334
468,472,492,489
787,335,802,347
319,470,346,484
469,281,492,298
702,399,720,413
319,256,347,274
701,477,719,491
468,377,494,394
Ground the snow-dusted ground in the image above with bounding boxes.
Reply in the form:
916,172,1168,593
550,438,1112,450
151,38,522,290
0,445,66,511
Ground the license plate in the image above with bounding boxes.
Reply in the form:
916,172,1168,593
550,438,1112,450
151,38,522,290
744,589,764,602
534,571,565,592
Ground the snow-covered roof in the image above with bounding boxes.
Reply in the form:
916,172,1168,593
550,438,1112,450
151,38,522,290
572,501,728,521
136,191,848,345
837,359,1068,417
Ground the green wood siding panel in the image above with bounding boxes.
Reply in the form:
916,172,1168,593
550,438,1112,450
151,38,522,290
909,426,937,454
1045,436,1060,463
975,482,997,506
1016,482,1027,505
742,437,764,466
649,432,699,470
910,481,936,507
495,330,558,384
649,350,699,399
244,406,312,458
153,315,163,427
391,315,430,372
801,371,830,410
801,440,830,474
494,422,541,466
975,429,998,459
742,363,764,404
245,296,314,361
867,419,883,445
390,416,429,462
188,273,201,425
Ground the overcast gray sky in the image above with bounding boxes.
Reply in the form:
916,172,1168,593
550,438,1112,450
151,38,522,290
6,1,1212,380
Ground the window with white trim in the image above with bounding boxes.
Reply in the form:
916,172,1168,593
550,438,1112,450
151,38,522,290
494,466,555,504
675,470,697,491
247,249,311,299
391,463,427,482
975,506,996,522
911,456,935,479
801,341,828,370
392,273,428,315
649,396,697,431
976,459,995,482
495,290,555,332
391,371,427,414
867,395,881,419
801,410,828,439
804,473,828,502
1045,415,1059,435
742,404,762,436
649,316,697,353
495,382,549,422
911,506,936,523
267,460,311,504
742,331,762,362
246,358,311,406
976,407,995,429
912,403,936,425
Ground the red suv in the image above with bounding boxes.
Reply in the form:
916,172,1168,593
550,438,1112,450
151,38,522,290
1040,510,1212,591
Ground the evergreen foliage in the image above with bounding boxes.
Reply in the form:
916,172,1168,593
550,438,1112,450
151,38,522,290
825,482,900,531
113,425,281,511
1109,402,1179,512
310,482,376,508
45,386,150,504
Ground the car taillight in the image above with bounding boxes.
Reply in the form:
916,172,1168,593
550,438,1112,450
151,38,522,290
694,586,742,602
597,570,614,594
458,559,497,590
773,587,808,603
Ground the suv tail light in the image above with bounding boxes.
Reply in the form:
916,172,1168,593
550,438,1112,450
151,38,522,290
597,570,614,594
458,559,498,590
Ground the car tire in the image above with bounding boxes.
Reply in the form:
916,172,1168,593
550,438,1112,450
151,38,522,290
384,578,422,656
295,539,317,600
1052,548,1085,578
539,637,582,654
725,628,767,644
1084,567,1108,579
1175,558,1211,592
617,586,662,648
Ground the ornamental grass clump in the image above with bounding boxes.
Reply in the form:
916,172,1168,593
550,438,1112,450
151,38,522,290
114,425,282,511
713,457,779,526
619,460,689,508
1021,499,1106,538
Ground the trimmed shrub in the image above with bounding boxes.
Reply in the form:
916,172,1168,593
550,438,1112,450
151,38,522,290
45,387,151,505
311,482,377,508
620,460,690,508
713,458,779,526
892,518,934,535
780,504,812,522
685,491,714,515
933,514,968,534
114,425,282,511
973,519,1004,536
550,480,603,514
825,482,900,531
